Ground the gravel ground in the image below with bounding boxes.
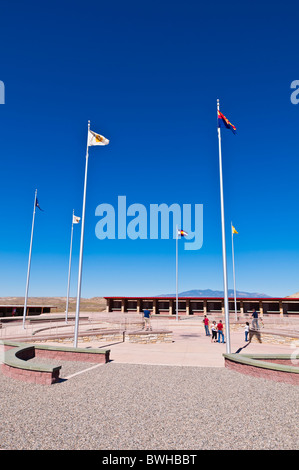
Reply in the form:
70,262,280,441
0,362,298,450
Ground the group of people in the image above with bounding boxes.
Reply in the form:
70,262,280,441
203,316,225,343
204,308,262,344
142,308,262,342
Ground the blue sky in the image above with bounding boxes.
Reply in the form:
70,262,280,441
1,0,299,298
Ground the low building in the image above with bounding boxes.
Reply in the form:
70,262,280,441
104,296,299,317
0,305,57,318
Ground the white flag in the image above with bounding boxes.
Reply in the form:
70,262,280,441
73,215,81,224
88,129,109,146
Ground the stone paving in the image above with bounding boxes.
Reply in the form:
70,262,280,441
0,313,298,450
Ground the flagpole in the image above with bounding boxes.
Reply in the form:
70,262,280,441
231,222,238,322
176,224,179,322
65,210,75,324
74,121,90,347
23,189,37,329
217,99,231,353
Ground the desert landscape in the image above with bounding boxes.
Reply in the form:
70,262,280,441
0,297,107,312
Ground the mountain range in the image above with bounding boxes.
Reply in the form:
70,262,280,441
157,289,271,298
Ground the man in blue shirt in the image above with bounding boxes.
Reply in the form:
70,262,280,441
143,309,152,331
251,309,259,330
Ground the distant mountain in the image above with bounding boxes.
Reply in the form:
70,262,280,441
286,292,299,298
157,289,271,298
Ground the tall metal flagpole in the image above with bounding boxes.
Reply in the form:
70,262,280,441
217,99,231,353
231,222,238,322
23,189,37,329
65,209,75,324
74,121,90,347
176,225,179,322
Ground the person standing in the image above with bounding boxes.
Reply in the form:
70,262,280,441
211,321,217,342
251,309,259,330
217,320,225,343
203,315,210,336
143,309,152,331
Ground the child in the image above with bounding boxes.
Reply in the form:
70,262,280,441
217,320,225,343
245,322,249,342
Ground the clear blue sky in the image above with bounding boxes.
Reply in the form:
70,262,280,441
0,0,299,298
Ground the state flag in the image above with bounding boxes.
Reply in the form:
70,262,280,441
36,199,43,211
88,130,109,146
178,229,188,237
218,110,236,134
73,215,81,224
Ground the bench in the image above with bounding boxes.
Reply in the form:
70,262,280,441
2,343,61,385
223,353,299,385
1,341,110,385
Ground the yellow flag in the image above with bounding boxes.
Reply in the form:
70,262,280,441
232,225,238,234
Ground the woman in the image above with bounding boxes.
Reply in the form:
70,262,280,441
211,321,217,342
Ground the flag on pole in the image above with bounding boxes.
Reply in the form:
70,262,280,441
232,225,238,234
88,129,109,146
217,110,236,134
35,198,43,211
73,214,81,224
178,229,188,237
73,122,109,347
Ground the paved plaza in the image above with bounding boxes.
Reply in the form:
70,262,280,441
0,314,298,450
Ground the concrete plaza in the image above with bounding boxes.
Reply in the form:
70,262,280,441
0,313,298,451
76,318,296,368
1,312,297,368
